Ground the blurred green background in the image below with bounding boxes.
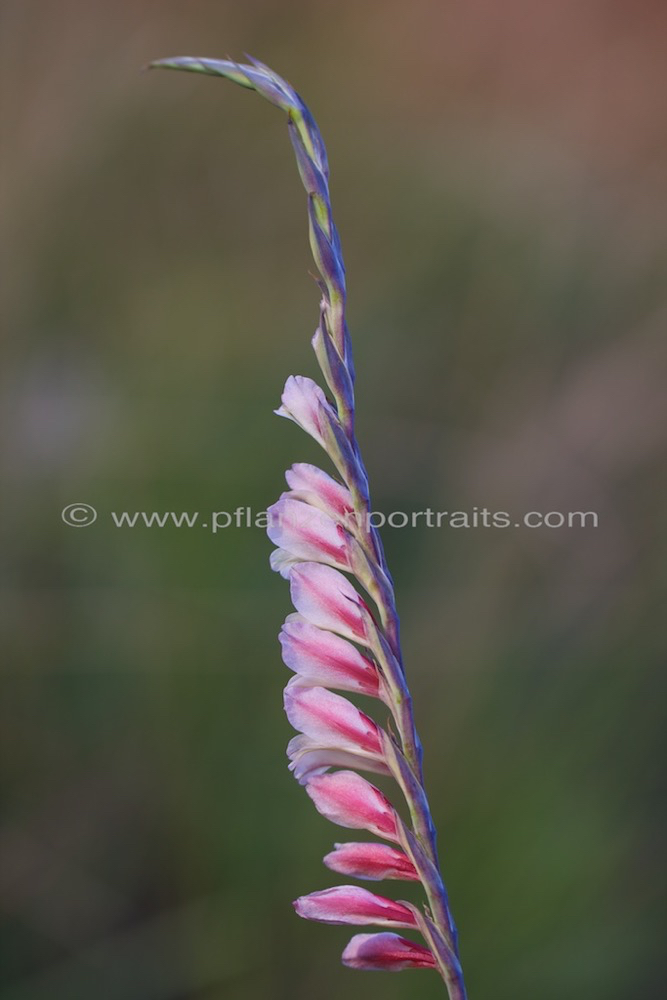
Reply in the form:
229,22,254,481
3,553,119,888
1,2,665,998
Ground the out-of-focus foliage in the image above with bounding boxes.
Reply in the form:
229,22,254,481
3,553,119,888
1,2,665,999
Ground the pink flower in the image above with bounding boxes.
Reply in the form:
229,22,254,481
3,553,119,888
283,684,384,758
275,375,338,450
267,497,351,576
287,735,391,785
305,770,400,841
284,463,354,523
323,842,419,882
342,933,436,971
279,614,381,698
289,562,374,645
293,886,418,928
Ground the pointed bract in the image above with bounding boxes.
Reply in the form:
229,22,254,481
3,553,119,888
312,318,355,416
288,119,329,200
308,198,346,297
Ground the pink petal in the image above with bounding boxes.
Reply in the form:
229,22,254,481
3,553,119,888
284,685,383,757
287,734,391,784
279,615,380,697
285,463,354,522
293,886,418,928
275,375,336,449
342,933,436,971
267,498,350,571
323,842,419,882
305,770,399,841
289,562,373,645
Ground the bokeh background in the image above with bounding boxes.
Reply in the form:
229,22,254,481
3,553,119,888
2,2,665,998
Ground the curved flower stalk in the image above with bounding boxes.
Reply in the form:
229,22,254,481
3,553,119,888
150,55,467,999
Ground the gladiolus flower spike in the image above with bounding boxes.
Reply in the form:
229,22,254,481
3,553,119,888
150,54,467,999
